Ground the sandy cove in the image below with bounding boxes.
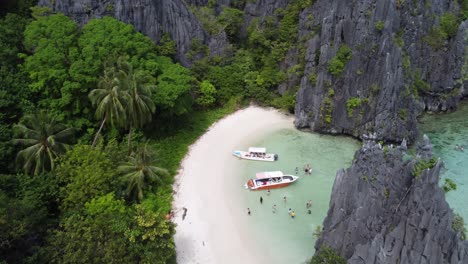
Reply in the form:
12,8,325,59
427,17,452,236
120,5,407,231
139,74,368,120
172,106,294,264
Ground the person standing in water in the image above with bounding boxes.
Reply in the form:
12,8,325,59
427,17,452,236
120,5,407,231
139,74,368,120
260,196,263,204
247,208,251,215
283,196,287,203
272,204,277,213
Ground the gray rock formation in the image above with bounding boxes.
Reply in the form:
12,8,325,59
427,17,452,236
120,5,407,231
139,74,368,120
316,137,468,263
294,0,467,143
38,0,229,66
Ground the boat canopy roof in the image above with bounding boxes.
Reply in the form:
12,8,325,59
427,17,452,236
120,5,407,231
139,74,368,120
256,171,284,179
248,147,266,153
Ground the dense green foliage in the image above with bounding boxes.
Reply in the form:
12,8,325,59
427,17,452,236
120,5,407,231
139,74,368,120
346,97,368,118
411,157,437,178
443,178,457,193
440,12,460,39
423,26,446,50
327,45,352,77
453,213,467,240
375,20,385,32
12,111,75,175
0,5,200,261
310,246,346,264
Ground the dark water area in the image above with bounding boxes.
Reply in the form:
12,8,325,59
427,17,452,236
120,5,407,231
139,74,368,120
419,101,468,222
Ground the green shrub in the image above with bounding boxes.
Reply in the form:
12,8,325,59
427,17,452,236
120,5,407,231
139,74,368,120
423,26,446,50
412,69,430,94
196,80,217,108
412,157,437,178
310,246,346,264
398,109,407,120
270,92,296,113
322,97,333,124
375,20,385,32
403,54,411,78
440,12,460,39
453,213,467,240
443,178,457,193
312,225,323,239
308,72,317,85
327,44,352,77
346,97,368,117
383,187,390,198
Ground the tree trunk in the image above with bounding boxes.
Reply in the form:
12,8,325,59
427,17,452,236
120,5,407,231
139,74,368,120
92,116,106,148
127,126,132,155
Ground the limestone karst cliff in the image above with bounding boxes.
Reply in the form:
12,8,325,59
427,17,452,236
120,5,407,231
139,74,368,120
294,0,467,143
316,135,468,263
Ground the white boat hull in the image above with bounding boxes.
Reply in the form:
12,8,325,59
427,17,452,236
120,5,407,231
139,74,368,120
246,175,299,190
232,151,278,162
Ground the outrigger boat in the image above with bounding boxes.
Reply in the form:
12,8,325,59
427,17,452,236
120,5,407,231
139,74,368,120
245,171,299,190
232,147,278,162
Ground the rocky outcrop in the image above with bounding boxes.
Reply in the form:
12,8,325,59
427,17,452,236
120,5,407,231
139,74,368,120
38,0,229,66
294,0,467,143
316,135,468,263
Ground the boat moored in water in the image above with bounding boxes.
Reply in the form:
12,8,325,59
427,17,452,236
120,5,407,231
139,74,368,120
232,147,278,162
245,171,298,190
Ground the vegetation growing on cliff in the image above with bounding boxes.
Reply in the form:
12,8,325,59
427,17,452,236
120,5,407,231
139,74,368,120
411,157,437,178
309,246,346,264
327,44,352,77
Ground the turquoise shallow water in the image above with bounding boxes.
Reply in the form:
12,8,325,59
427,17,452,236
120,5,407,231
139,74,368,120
419,101,468,224
236,128,360,263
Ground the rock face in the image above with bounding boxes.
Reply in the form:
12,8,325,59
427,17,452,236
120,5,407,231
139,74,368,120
316,135,468,263
294,0,467,143
37,0,228,66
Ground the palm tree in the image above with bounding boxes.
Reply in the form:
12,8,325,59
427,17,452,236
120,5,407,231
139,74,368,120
116,60,156,153
12,111,74,176
89,67,129,147
118,145,168,202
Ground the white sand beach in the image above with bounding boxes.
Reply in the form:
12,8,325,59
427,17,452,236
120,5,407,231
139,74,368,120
172,106,294,264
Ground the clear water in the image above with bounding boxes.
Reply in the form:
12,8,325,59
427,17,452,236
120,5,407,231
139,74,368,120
419,101,468,223
235,128,360,264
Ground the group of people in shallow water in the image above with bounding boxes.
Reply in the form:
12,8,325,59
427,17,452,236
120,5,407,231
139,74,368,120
454,144,465,151
247,192,313,219
295,164,312,175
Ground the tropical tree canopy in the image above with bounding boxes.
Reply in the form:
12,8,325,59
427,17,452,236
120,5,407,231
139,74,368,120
12,111,74,176
118,145,168,202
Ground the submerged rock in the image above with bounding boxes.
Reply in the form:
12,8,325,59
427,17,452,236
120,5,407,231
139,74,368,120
316,136,468,263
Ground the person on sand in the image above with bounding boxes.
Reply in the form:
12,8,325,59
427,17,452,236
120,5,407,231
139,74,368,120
272,204,277,213
260,196,263,204
247,208,251,215
182,207,188,220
